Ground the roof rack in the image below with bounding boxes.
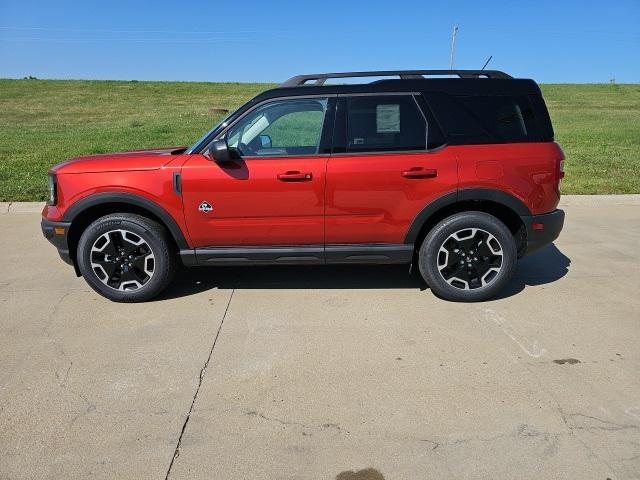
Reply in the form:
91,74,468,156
279,69,512,87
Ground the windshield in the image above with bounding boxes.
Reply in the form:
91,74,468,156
185,110,235,153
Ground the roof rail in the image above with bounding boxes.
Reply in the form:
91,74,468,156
279,69,512,87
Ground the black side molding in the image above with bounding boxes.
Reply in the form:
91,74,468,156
325,244,412,264
404,188,532,244
179,244,414,267
193,246,325,266
62,192,189,249
404,191,457,244
457,188,531,216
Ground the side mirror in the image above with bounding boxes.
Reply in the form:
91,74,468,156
207,139,231,163
259,134,272,149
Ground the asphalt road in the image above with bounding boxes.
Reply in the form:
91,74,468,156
1,197,639,480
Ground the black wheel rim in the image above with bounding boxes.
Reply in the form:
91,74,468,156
90,229,155,291
437,228,503,290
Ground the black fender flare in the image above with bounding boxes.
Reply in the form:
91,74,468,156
404,188,531,244
62,192,189,249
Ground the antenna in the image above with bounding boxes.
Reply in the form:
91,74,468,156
481,55,493,71
449,24,459,70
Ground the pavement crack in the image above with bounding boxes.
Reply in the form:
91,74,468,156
244,410,347,434
164,288,235,480
419,439,440,450
518,362,621,477
567,413,640,432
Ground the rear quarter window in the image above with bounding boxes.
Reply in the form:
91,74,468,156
455,95,541,142
425,92,547,144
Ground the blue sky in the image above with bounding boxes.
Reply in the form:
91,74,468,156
0,0,638,83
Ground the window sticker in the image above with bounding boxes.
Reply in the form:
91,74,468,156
376,104,400,133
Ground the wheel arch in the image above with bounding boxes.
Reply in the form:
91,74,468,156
64,193,189,268
405,189,530,257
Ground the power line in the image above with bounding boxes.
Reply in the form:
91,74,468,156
0,25,293,36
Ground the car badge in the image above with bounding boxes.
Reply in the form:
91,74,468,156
198,201,213,213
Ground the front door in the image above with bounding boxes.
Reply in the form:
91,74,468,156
325,93,458,247
182,96,333,248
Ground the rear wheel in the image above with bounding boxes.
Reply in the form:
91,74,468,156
418,212,517,302
77,214,176,302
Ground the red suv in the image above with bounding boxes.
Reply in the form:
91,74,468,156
42,70,565,302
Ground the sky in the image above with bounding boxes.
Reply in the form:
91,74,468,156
0,0,638,83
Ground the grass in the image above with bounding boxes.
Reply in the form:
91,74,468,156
541,84,640,194
0,79,638,201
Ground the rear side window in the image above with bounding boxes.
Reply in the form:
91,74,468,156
455,95,540,142
343,95,426,152
426,93,545,144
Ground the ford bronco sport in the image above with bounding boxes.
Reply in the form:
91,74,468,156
41,69,565,302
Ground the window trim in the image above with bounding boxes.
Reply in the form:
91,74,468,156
205,94,337,159
330,92,434,156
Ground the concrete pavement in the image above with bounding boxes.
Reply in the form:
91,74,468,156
0,197,639,479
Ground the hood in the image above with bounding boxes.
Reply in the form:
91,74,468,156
50,147,187,174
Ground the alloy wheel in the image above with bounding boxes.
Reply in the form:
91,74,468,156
90,229,155,291
437,228,503,290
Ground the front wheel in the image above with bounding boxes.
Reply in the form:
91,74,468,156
418,212,517,302
77,213,176,302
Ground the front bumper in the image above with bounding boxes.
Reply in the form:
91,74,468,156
41,218,73,266
522,209,565,256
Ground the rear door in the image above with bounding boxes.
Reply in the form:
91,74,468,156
181,96,334,248
325,93,457,255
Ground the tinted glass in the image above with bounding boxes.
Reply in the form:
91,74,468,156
425,92,493,144
455,95,540,142
426,93,543,144
226,98,328,156
344,95,426,152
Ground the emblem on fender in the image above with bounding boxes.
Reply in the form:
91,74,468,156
198,201,213,213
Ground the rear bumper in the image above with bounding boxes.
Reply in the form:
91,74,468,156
522,209,565,256
41,218,74,266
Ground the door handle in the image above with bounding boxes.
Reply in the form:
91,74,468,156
402,168,438,179
277,171,313,181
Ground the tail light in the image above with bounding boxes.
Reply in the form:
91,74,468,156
554,144,565,195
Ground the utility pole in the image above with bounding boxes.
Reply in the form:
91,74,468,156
449,24,459,70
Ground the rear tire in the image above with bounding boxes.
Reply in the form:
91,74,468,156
418,211,517,302
77,213,176,302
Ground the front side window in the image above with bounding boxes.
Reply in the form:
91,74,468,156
344,95,426,152
225,98,328,157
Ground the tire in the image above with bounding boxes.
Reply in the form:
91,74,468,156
418,211,517,302
76,213,176,302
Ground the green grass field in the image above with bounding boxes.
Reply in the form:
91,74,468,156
0,79,638,201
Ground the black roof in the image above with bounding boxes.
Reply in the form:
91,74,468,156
188,70,546,153
252,70,541,104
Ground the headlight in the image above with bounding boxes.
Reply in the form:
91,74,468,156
47,174,57,206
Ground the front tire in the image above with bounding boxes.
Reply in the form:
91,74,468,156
77,214,176,302
418,212,517,302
